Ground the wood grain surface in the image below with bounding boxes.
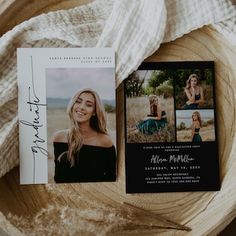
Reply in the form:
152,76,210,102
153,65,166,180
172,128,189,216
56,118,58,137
0,0,236,235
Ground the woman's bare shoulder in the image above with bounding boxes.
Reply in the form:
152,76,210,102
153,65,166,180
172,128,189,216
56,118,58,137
97,133,114,147
53,129,69,142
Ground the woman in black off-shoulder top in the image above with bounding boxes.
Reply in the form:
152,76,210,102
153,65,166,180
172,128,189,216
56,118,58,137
53,88,117,183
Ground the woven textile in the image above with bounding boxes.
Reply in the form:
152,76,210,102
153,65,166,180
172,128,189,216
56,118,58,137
0,0,235,178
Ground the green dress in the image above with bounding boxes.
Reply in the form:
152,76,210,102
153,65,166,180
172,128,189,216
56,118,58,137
184,93,201,109
192,128,202,142
137,111,167,135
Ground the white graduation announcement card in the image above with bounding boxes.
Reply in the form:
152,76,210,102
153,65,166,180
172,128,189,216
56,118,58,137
18,48,116,184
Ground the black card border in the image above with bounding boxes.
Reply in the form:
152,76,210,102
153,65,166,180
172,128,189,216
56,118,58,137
124,61,220,193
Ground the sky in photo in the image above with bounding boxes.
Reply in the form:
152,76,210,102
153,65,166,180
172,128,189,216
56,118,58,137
46,67,115,100
176,109,215,127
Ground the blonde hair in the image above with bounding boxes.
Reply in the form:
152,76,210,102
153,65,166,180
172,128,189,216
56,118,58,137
149,95,158,115
66,89,107,166
185,74,199,90
192,111,202,127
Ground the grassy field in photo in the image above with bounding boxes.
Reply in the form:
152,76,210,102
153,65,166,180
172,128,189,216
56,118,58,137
177,124,215,142
126,96,175,143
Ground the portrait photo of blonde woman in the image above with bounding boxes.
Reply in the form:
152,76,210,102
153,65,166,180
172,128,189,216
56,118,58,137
46,68,117,183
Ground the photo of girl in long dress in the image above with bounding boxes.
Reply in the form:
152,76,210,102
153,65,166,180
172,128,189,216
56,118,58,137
125,70,175,143
135,95,167,135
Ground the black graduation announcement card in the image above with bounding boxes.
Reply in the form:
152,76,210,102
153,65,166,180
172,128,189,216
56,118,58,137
124,61,220,193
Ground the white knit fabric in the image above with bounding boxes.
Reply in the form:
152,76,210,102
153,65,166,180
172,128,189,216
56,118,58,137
214,16,236,45
96,0,167,85
163,0,236,42
0,0,235,178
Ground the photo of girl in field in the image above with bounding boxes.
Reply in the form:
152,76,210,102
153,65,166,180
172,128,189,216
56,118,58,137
175,68,215,109
125,70,175,143
135,95,167,135
176,109,216,142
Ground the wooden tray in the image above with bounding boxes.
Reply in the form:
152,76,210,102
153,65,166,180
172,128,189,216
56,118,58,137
0,1,236,235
